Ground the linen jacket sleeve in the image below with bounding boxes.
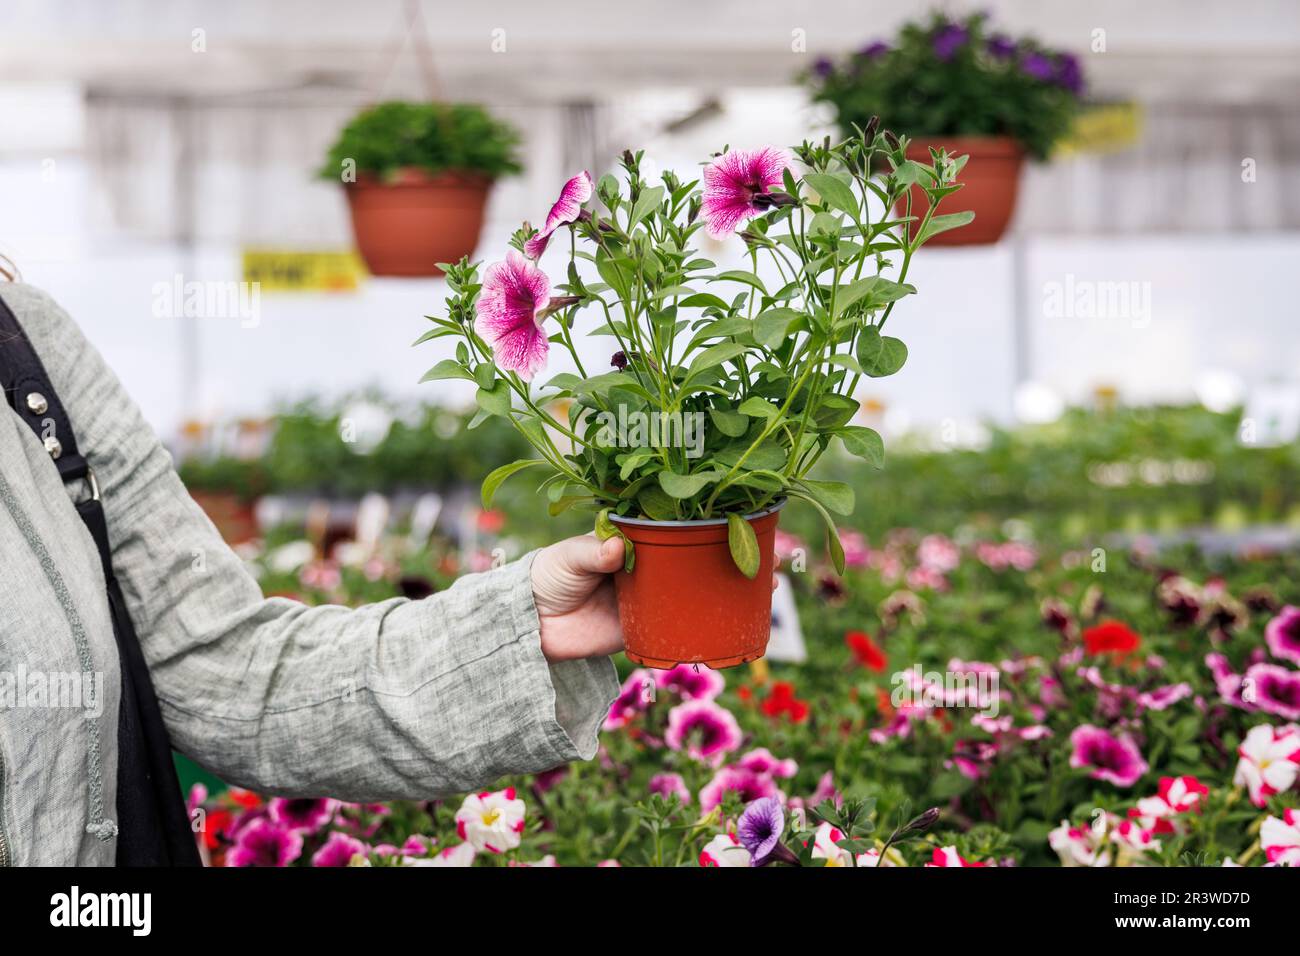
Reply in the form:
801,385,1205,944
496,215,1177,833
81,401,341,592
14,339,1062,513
9,283,618,800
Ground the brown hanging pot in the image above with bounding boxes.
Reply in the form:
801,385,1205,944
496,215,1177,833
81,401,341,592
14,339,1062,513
609,500,784,670
895,136,1025,246
344,168,492,277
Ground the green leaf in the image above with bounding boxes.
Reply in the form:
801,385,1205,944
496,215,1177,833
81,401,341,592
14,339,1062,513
708,270,768,295
481,459,542,507
473,363,496,390
474,380,513,417
637,484,678,520
787,489,845,574
917,210,975,244
419,359,475,384
804,172,859,219
595,508,635,573
752,308,801,349
726,513,760,580
709,408,749,438
794,478,855,516
687,342,746,378
855,327,908,378
835,426,884,468
628,185,665,229
658,470,720,499
737,396,778,419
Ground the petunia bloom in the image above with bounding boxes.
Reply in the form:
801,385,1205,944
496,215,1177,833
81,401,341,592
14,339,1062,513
1048,818,1114,867
845,630,887,672
699,147,791,239
925,846,987,867
1260,808,1300,866
699,765,785,812
407,841,476,867
1244,663,1300,721
1265,606,1300,666
524,171,594,259
603,668,655,730
648,772,692,806
737,797,798,866
454,788,527,853
1082,619,1141,659
311,831,368,867
655,663,725,701
1069,724,1149,788
474,250,552,381
1233,723,1300,807
268,797,338,834
665,699,743,766
738,747,798,779
699,832,751,867
225,819,303,868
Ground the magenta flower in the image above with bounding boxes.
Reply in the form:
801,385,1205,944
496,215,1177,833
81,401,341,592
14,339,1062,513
524,171,593,259
699,766,784,812
1069,724,1149,788
225,819,303,867
1137,682,1193,712
700,146,791,239
1266,606,1300,666
1244,663,1300,721
655,664,725,702
665,699,743,766
603,668,654,730
738,747,797,779
311,831,368,867
474,250,552,381
268,797,338,834
1206,652,1248,708
648,772,692,806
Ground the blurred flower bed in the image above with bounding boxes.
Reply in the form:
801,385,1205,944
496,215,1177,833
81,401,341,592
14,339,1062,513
183,400,1300,863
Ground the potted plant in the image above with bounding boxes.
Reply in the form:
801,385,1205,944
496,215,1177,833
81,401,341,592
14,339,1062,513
805,11,1083,245
320,101,522,276
417,125,968,668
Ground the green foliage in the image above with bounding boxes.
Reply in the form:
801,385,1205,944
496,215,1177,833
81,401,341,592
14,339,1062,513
319,101,523,181
805,11,1083,161
421,127,970,556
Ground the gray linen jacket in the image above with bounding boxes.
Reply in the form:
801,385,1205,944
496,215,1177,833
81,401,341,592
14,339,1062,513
0,283,618,865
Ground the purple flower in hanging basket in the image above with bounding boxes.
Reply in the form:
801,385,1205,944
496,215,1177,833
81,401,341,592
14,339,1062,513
524,170,594,259
737,797,799,866
932,24,968,61
858,40,891,59
811,56,834,79
474,250,552,381
986,33,1016,60
1019,52,1056,83
225,819,303,867
1054,52,1085,96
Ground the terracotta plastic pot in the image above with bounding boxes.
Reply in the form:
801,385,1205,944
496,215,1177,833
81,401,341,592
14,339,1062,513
896,136,1025,246
343,169,492,277
610,500,785,670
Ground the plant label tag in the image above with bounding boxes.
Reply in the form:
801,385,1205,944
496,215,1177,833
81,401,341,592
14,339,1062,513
766,573,807,663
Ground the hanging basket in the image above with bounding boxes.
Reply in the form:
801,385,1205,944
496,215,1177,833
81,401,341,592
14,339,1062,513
344,169,493,277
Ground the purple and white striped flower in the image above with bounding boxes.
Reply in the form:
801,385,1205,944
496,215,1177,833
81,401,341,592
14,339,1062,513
474,250,553,381
700,147,791,239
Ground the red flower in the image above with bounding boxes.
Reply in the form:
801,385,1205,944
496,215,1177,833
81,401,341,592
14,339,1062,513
761,681,809,723
845,630,887,672
1083,619,1142,658
227,788,262,810
201,808,233,850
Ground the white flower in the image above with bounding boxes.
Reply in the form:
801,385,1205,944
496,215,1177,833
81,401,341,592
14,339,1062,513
1233,724,1300,807
455,788,527,853
1260,809,1300,866
699,833,750,867
1049,818,1114,867
407,841,476,867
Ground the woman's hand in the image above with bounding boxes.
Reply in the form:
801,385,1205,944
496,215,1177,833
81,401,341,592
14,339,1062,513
530,535,782,663
531,535,626,661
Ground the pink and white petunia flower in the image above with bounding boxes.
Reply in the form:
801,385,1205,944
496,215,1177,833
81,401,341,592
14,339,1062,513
699,146,791,239
1111,817,1161,855
524,171,594,259
1233,723,1300,807
310,831,369,867
1243,663,1300,721
1069,724,1149,788
665,699,743,767
699,832,751,867
698,765,785,812
454,788,526,853
925,846,987,867
1048,818,1114,867
473,250,552,381
647,772,692,806
1260,808,1300,866
738,747,798,779
1128,775,1209,840
1265,606,1300,666
810,822,852,867
1137,682,1193,712
407,841,476,867
655,663,725,701
604,668,655,730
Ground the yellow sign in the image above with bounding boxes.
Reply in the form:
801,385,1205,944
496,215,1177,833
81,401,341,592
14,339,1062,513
1056,102,1143,157
241,248,366,292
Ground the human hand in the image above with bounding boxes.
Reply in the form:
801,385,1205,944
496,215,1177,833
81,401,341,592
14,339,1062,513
530,535,782,662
